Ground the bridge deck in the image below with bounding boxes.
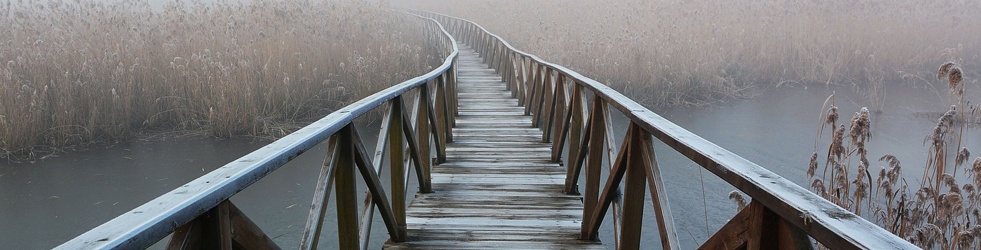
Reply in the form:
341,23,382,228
383,44,603,249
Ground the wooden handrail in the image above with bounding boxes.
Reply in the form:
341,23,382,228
57,13,458,250
418,11,918,250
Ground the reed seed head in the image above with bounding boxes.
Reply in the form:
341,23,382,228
849,107,872,144
807,152,818,178
939,62,955,80
955,147,972,168
949,67,963,90
826,106,839,125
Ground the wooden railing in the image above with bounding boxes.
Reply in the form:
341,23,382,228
57,13,458,250
420,11,919,250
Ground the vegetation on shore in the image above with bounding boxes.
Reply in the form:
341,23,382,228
808,64,979,249
0,1,435,159
404,0,980,110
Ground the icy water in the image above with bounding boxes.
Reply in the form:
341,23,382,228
2,83,978,248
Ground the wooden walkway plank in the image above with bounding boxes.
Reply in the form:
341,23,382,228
383,43,603,249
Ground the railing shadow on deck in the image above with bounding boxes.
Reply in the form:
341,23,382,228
57,13,459,250
415,11,918,250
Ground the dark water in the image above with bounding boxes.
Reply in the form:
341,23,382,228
2,83,978,249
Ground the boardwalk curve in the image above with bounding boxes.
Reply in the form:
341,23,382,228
383,44,603,249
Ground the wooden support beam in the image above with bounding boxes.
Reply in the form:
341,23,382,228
416,85,434,193
334,126,359,250
620,124,646,250
401,105,428,193
167,201,280,250
430,79,448,164
582,125,632,240
640,134,681,250
563,84,587,193
603,104,624,248
388,97,408,239
534,69,553,128
543,74,565,143
699,201,813,250
299,134,340,250
580,97,607,228
349,126,407,242
358,103,393,250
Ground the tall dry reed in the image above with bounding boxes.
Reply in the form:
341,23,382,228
809,64,981,249
0,0,435,159
404,0,981,108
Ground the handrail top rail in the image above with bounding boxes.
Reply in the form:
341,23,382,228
57,13,458,250
423,11,917,249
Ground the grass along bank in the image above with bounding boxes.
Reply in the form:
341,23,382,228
0,1,436,159
404,0,981,109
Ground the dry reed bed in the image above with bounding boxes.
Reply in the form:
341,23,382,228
405,0,981,108
807,65,979,249
0,1,434,158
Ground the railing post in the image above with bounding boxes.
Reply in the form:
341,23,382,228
524,63,541,116
449,60,459,121
582,122,631,240
551,77,571,161
512,55,524,100
417,86,433,193
544,74,566,143
620,123,647,250
533,68,553,128
426,82,446,164
388,97,408,238
562,84,585,184
580,96,607,239
334,126,359,250
438,74,454,142
432,77,450,162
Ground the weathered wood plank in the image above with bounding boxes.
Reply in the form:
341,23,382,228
384,42,598,249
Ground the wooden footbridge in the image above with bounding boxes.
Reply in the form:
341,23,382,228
60,12,916,250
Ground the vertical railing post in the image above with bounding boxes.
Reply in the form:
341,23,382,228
544,74,566,143
512,55,525,101
433,76,450,162
439,74,454,142
334,126,358,249
580,96,606,239
449,60,459,121
562,84,585,186
620,123,647,249
388,97,407,239
524,63,541,115
533,68,553,128
417,85,433,193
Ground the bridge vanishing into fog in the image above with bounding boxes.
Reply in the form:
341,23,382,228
57,11,916,250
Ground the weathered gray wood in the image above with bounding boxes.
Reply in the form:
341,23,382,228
358,103,392,250
580,96,607,239
334,126,359,250
422,11,917,249
388,97,408,242
640,133,681,250
299,134,340,250
384,42,599,250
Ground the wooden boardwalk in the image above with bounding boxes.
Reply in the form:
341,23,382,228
384,43,604,249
